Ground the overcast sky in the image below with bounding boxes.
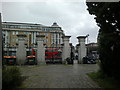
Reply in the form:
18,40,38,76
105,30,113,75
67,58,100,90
1,0,99,46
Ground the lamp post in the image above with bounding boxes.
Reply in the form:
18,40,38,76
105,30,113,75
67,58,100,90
86,34,89,55
70,44,73,64
86,34,89,44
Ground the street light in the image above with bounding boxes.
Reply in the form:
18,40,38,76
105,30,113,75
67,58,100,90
86,34,89,44
86,34,89,55
70,43,74,64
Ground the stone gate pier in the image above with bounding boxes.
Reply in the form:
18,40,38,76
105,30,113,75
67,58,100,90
16,34,27,65
62,36,71,64
36,35,46,64
77,36,86,64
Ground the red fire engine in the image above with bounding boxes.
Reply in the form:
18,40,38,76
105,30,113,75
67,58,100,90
45,48,62,64
32,48,62,64
3,56,16,65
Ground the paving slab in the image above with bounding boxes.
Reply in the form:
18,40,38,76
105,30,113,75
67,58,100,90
19,60,100,88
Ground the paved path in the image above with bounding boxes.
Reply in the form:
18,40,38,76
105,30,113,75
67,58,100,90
20,60,100,88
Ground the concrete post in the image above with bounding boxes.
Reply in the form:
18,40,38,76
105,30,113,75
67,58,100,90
0,13,2,90
77,36,86,64
36,35,46,64
62,36,71,64
16,34,27,65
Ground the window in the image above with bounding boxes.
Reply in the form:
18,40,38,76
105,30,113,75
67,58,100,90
12,38,15,42
2,25,5,28
30,26,38,29
16,38,18,42
16,31,18,35
6,25,10,28
45,33,48,36
37,32,39,35
10,25,15,28
24,32,28,34
44,28,46,31
13,31,15,35
44,39,48,43
51,38,55,44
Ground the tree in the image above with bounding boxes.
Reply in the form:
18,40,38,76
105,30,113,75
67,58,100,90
86,2,120,80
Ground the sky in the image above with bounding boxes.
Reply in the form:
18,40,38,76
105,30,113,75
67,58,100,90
1,0,100,46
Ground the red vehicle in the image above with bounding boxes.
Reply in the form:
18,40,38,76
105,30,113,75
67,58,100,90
32,48,62,64
45,48,62,64
3,56,16,65
26,55,37,65
32,49,36,55
25,49,37,65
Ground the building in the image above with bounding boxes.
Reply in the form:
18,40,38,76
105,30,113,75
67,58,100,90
86,42,98,55
76,42,98,55
75,42,99,60
2,22,65,56
2,22,65,47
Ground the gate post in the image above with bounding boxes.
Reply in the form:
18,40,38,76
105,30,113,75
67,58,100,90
62,36,71,64
36,35,46,64
77,36,86,64
0,13,2,90
16,34,27,65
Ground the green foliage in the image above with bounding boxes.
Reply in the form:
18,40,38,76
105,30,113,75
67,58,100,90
87,71,120,88
86,2,120,81
2,66,25,89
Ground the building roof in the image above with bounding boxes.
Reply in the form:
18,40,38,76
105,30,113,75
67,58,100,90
2,22,63,33
51,22,60,27
2,22,62,28
86,43,98,47
77,36,86,39
2,22,47,27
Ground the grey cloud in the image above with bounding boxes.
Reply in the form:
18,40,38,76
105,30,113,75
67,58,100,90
2,1,99,46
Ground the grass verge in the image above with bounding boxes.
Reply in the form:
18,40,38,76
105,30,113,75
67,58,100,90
87,71,120,88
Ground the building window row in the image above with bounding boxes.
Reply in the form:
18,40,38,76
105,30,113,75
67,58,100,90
12,31,18,35
2,25,42,29
2,25,62,32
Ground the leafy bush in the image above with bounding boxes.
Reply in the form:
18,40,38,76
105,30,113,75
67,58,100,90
2,66,24,89
86,2,120,81
87,71,120,88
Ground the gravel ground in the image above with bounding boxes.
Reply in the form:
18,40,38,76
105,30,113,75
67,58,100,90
19,60,100,88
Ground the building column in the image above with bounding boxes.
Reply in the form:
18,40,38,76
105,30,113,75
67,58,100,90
31,32,33,44
36,35,46,64
62,36,71,64
16,34,27,65
77,36,86,64
5,31,7,45
33,32,36,44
